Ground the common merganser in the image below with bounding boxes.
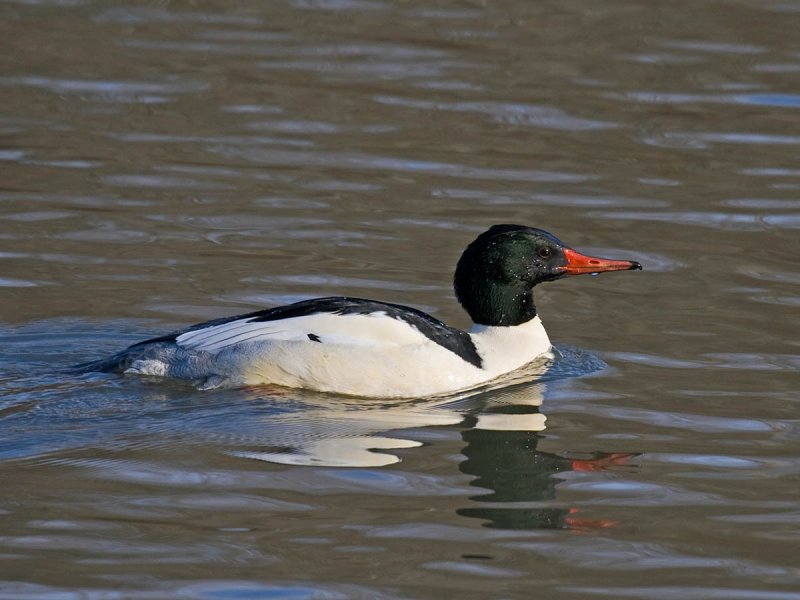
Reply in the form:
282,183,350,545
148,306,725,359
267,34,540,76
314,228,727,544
77,225,641,397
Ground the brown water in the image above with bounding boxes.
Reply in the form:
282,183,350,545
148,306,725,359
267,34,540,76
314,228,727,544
1,0,799,598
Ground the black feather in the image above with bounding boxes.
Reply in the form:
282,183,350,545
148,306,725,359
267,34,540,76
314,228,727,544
137,296,482,368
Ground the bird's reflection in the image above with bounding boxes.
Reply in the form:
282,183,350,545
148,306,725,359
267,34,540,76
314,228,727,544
233,358,550,468
449,378,635,530
457,421,634,530
232,397,463,467
233,350,636,530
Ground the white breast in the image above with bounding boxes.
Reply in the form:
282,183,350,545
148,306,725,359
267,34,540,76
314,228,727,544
469,316,553,379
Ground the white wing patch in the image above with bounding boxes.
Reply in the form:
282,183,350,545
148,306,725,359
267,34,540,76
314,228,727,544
176,311,430,354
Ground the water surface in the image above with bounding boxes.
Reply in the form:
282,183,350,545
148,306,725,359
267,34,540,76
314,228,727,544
1,0,799,598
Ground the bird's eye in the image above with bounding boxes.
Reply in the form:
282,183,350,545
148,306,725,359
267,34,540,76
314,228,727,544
538,247,552,259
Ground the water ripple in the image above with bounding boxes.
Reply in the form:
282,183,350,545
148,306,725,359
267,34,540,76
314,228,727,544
95,7,263,25
374,96,617,131
565,586,800,599
216,148,593,183
0,76,208,97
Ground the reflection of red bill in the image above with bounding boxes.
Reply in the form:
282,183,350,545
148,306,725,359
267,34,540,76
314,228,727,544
570,452,637,472
562,453,638,531
565,507,618,531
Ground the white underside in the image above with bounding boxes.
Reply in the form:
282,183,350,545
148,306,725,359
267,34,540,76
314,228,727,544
127,312,553,398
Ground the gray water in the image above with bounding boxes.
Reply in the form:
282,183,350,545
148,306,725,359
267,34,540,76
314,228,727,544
1,1,799,598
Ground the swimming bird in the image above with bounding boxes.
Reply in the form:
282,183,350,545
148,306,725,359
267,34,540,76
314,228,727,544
77,225,641,397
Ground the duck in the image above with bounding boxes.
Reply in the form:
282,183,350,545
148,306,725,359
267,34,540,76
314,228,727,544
76,224,641,397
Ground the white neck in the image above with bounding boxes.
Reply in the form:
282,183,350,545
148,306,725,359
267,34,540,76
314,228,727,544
469,316,552,377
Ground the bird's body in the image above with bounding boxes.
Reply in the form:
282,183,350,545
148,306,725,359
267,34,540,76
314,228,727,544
77,225,641,397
